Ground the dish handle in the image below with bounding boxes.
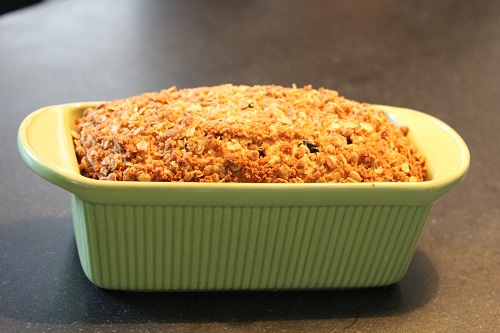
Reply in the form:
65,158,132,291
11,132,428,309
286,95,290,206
17,103,93,193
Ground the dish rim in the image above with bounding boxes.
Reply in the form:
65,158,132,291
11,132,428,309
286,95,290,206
17,102,470,205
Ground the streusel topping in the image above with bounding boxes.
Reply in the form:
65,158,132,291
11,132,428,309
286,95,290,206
72,84,426,183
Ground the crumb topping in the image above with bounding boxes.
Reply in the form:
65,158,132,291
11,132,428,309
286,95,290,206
72,84,426,183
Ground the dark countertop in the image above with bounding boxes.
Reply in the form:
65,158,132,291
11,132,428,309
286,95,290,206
1,0,498,332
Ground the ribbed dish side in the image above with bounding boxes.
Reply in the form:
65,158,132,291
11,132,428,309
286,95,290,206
71,196,431,291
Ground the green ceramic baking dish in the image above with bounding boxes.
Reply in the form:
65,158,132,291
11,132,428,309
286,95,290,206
18,103,469,291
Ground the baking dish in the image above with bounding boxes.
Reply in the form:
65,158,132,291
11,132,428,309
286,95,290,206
18,103,469,291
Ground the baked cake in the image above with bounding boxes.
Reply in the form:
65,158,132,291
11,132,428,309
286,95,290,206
72,84,426,183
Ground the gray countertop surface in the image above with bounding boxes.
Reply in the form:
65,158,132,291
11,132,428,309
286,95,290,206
1,0,499,332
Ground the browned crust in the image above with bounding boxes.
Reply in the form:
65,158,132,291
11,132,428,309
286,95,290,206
72,84,426,183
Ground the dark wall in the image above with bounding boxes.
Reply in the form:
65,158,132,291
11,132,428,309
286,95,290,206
0,0,43,15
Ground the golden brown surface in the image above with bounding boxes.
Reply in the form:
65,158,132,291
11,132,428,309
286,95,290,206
72,84,426,183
